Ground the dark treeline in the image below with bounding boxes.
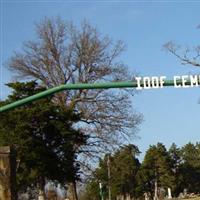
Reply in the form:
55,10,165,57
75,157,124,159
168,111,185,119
80,142,200,200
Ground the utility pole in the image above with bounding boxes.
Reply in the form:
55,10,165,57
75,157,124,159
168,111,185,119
107,154,111,200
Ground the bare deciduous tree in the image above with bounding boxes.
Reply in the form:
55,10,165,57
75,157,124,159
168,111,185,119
7,17,142,200
164,35,200,68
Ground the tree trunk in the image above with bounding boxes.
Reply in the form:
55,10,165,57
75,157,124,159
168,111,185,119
67,181,78,200
38,177,46,200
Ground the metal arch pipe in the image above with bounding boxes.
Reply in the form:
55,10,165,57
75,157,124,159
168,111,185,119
0,79,190,113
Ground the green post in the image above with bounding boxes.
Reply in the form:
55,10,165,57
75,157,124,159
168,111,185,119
99,182,104,200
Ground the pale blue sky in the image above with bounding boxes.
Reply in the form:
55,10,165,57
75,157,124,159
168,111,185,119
1,1,200,159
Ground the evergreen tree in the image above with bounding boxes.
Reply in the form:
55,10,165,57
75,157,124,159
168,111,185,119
82,144,141,200
138,143,175,198
0,81,87,197
180,142,200,193
168,143,183,196
111,145,141,198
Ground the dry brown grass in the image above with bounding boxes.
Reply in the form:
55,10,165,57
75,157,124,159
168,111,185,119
181,197,200,200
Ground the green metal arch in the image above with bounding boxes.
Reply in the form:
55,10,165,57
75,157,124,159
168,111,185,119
0,79,192,113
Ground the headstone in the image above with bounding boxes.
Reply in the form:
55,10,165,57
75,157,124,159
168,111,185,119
144,192,149,200
178,192,184,199
38,190,45,200
183,188,187,197
168,188,172,199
